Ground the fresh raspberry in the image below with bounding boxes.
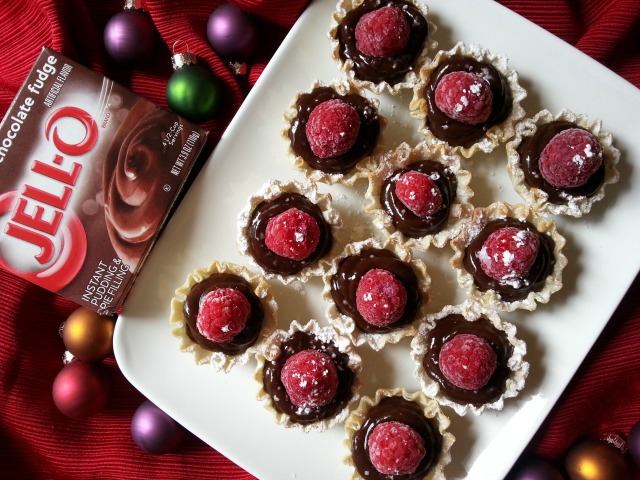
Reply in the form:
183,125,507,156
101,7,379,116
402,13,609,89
477,226,540,282
367,421,426,475
434,71,493,125
355,6,410,57
196,288,251,343
264,207,321,261
306,99,361,159
538,128,603,188
280,349,339,408
438,333,497,390
395,170,443,217
355,268,407,327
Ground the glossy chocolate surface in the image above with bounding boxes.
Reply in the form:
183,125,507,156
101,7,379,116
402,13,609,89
422,314,513,405
424,55,513,147
336,0,429,85
351,396,442,479
380,160,457,238
516,120,605,203
262,331,355,424
462,218,555,302
247,192,332,275
330,248,423,334
288,86,381,174
183,273,264,355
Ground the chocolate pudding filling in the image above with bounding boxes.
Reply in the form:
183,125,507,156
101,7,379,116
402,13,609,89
462,218,555,302
423,314,512,405
425,55,513,147
517,120,605,203
380,160,457,238
288,87,381,174
262,331,356,424
247,192,332,275
330,248,423,334
336,0,430,85
351,396,442,479
183,273,263,355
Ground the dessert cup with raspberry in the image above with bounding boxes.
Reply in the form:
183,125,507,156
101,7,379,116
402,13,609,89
364,141,474,251
170,261,277,372
237,179,341,284
344,388,454,480
329,0,438,95
410,42,527,158
254,319,362,432
410,303,529,416
450,202,567,312
506,109,620,217
322,236,430,350
283,80,384,186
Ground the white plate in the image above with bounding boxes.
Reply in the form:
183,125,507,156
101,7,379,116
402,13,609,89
113,1,640,478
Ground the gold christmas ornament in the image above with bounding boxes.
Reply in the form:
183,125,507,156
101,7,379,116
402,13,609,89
565,439,630,480
62,307,116,362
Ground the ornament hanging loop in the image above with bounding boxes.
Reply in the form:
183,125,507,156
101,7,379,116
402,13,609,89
171,40,197,70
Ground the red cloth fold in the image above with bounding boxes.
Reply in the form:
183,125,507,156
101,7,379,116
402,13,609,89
0,1,638,479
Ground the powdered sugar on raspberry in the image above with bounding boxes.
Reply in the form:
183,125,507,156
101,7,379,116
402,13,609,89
434,71,493,125
196,288,251,343
367,421,426,475
538,128,603,188
306,99,361,159
395,170,443,217
280,349,339,408
355,268,407,327
439,333,497,390
354,6,410,57
477,226,540,282
264,207,320,261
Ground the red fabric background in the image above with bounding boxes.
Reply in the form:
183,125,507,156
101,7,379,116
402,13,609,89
0,0,638,478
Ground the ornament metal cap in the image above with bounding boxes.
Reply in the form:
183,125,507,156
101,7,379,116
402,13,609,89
171,40,197,70
124,0,144,10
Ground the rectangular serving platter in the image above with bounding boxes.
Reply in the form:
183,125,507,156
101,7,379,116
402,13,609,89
113,0,640,478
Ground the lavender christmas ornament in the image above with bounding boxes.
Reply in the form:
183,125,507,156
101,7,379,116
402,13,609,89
131,400,186,454
207,3,257,61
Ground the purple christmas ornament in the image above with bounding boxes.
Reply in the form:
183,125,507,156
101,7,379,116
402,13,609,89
507,455,565,480
131,400,186,454
629,419,640,466
104,6,157,64
207,4,257,61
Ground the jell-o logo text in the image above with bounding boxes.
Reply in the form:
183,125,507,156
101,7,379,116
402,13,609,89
0,106,98,291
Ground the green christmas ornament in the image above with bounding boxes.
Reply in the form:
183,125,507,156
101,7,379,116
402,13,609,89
166,42,221,123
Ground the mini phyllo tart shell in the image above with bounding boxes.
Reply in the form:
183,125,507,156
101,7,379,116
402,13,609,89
329,0,437,95
170,260,277,372
365,141,473,251
322,236,430,351
237,179,341,284
283,79,385,186
506,109,620,217
410,42,526,158
450,202,567,312
254,319,362,433
410,303,529,416
344,388,454,480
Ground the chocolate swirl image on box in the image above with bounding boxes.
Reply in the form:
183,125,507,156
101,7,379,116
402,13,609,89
103,100,188,269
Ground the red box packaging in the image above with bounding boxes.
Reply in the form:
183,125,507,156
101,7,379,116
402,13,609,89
0,48,207,314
